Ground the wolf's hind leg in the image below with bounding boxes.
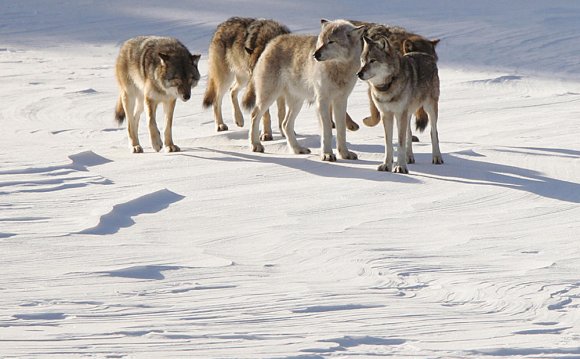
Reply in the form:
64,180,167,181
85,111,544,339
230,74,247,128
425,101,443,164
283,97,309,155
122,93,142,153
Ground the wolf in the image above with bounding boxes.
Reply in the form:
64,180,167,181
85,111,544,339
242,19,365,161
350,21,439,138
202,17,290,140
357,35,443,173
115,36,200,153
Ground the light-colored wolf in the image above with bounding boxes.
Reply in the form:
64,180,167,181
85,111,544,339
357,36,442,174
350,21,439,137
115,36,200,153
202,17,290,140
242,19,365,161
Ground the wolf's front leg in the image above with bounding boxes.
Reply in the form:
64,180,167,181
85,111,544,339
145,98,163,152
333,99,357,160
163,99,180,152
318,100,335,161
394,111,410,174
378,111,394,171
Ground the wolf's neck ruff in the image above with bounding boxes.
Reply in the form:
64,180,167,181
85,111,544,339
374,76,397,92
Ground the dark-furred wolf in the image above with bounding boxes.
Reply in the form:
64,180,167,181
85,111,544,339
202,17,290,140
358,35,442,174
115,36,200,153
351,20,439,138
243,19,365,162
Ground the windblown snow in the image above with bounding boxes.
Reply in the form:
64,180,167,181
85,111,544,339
1,1,579,358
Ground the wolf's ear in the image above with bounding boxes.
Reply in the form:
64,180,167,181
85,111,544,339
350,25,365,39
403,39,413,54
321,19,330,27
431,38,441,47
159,53,171,65
378,38,390,51
191,54,201,66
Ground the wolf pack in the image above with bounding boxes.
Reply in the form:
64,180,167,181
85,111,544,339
114,18,442,174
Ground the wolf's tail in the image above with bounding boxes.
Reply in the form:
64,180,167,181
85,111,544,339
415,107,428,132
115,96,125,124
202,77,216,109
242,80,256,111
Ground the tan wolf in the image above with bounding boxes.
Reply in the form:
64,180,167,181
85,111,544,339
357,35,443,173
115,36,200,153
202,17,290,140
350,21,439,137
243,19,365,162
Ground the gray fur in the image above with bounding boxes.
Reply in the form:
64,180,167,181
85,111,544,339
358,36,443,173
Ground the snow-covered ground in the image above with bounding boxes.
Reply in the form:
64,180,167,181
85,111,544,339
1,1,579,358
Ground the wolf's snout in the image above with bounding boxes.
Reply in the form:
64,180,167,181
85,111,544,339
183,93,191,101
357,71,364,79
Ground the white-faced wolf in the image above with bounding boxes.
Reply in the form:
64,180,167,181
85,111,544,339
243,19,365,162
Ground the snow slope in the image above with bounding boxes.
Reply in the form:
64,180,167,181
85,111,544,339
1,1,579,358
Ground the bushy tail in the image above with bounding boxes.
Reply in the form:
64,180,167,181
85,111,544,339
242,79,256,111
202,78,216,109
115,96,125,124
415,107,429,132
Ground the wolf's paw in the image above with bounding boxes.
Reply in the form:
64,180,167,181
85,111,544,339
322,153,337,162
412,135,420,142
407,154,415,164
393,165,409,174
347,120,360,132
363,116,380,127
433,155,444,165
339,151,358,160
252,143,265,153
234,116,244,128
131,145,143,154
377,163,391,172
217,124,228,132
293,146,311,155
165,144,181,153
152,140,163,152
260,133,274,141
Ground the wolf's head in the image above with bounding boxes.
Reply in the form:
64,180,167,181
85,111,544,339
357,36,398,82
158,52,201,102
313,19,365,62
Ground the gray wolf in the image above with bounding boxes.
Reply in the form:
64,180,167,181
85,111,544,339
350,21,439,137
202,17,290,140
243,19,365,161
357,35,443,173
115,36,200,153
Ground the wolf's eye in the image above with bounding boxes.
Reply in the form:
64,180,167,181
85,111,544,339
328,40,335,45
369,59,376,64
